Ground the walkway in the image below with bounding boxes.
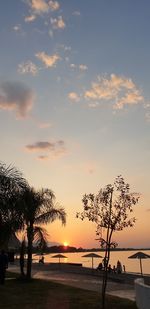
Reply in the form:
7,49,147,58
8,264,135,301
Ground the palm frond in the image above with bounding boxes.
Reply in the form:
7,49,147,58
33,226,49,249
35,208,66,226
0,162,28,190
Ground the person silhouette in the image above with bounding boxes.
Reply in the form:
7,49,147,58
0,250,8,284
116,260,122,274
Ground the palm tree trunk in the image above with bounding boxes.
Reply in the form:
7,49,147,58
26,223,33,280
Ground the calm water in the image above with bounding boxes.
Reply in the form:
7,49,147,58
33,250,150,275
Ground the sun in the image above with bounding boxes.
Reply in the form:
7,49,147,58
63,241,69,247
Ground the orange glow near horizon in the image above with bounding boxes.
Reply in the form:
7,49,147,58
63,241,69,247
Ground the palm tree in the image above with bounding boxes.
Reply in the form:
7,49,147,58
21,187,66,280
0,162,28,249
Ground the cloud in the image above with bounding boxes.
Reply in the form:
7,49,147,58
70,63,88,71
68,92,80,102
24,14,36,22
84,74,144,109
59,44,71,52
38,122,52,128
79,64,88,71
70,64,76,69
18,61,38,76
88,102,99,108
50,16,66,29
28,0,49,14
25,139,67,159
114,90,143,109
38,155,49,160
49,0,60,11
0,81,35,118
26,141,53,151
72,11,81,16
13,24,21,32
35,52,60,68
27,0,60,16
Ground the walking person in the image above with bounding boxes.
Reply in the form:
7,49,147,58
0,250,8,284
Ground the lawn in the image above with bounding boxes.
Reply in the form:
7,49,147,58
1,272,137,309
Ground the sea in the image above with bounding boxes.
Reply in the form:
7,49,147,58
33,250,150,275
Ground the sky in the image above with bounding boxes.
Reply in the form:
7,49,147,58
0,0,150,249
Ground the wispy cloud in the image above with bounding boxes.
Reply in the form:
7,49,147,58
0,81,35,118
50,16,66,29
88,102,99,108
68,92,80,102
13,24,25,36
38,155,49,160
28,0,49,14
27,0,60,16
26,141,54,151
49,0,60,11
18,61,38,76
35,52,60,68
114,90,143,109
70,63,88,71
25,139,67,159
72,11,81,16
84,74,144,109
24,14,36,22
79,64,88,71
59,44,71,52
38,122,52,128
13,24,22,32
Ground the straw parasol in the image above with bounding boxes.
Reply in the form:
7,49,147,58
51,253,67,263
82,253,103,269
128,251,150,276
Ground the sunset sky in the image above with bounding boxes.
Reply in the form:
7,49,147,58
0,0,150,249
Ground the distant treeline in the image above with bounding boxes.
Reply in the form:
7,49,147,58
31,245,150,254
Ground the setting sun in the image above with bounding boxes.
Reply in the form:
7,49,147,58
63,241,69,247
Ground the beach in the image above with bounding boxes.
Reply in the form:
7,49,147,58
32,250,150,275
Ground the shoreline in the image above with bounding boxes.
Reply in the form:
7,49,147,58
11,261,150,286
32,262,150,285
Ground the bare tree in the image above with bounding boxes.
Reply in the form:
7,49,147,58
77,175,140,309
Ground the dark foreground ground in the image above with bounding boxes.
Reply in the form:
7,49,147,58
0,271,137,309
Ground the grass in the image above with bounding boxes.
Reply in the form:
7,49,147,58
1,272,137,309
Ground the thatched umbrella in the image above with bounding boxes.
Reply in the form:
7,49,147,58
82,253,103,269
51,253,67,264
128,251,150,276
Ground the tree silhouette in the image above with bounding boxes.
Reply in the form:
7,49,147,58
21,187,66,280
0,162,28,249
77,175,140,309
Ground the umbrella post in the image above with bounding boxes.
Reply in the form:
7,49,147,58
140,258,143,276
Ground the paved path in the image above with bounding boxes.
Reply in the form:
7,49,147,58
33,270,135,301
8,264,135,301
